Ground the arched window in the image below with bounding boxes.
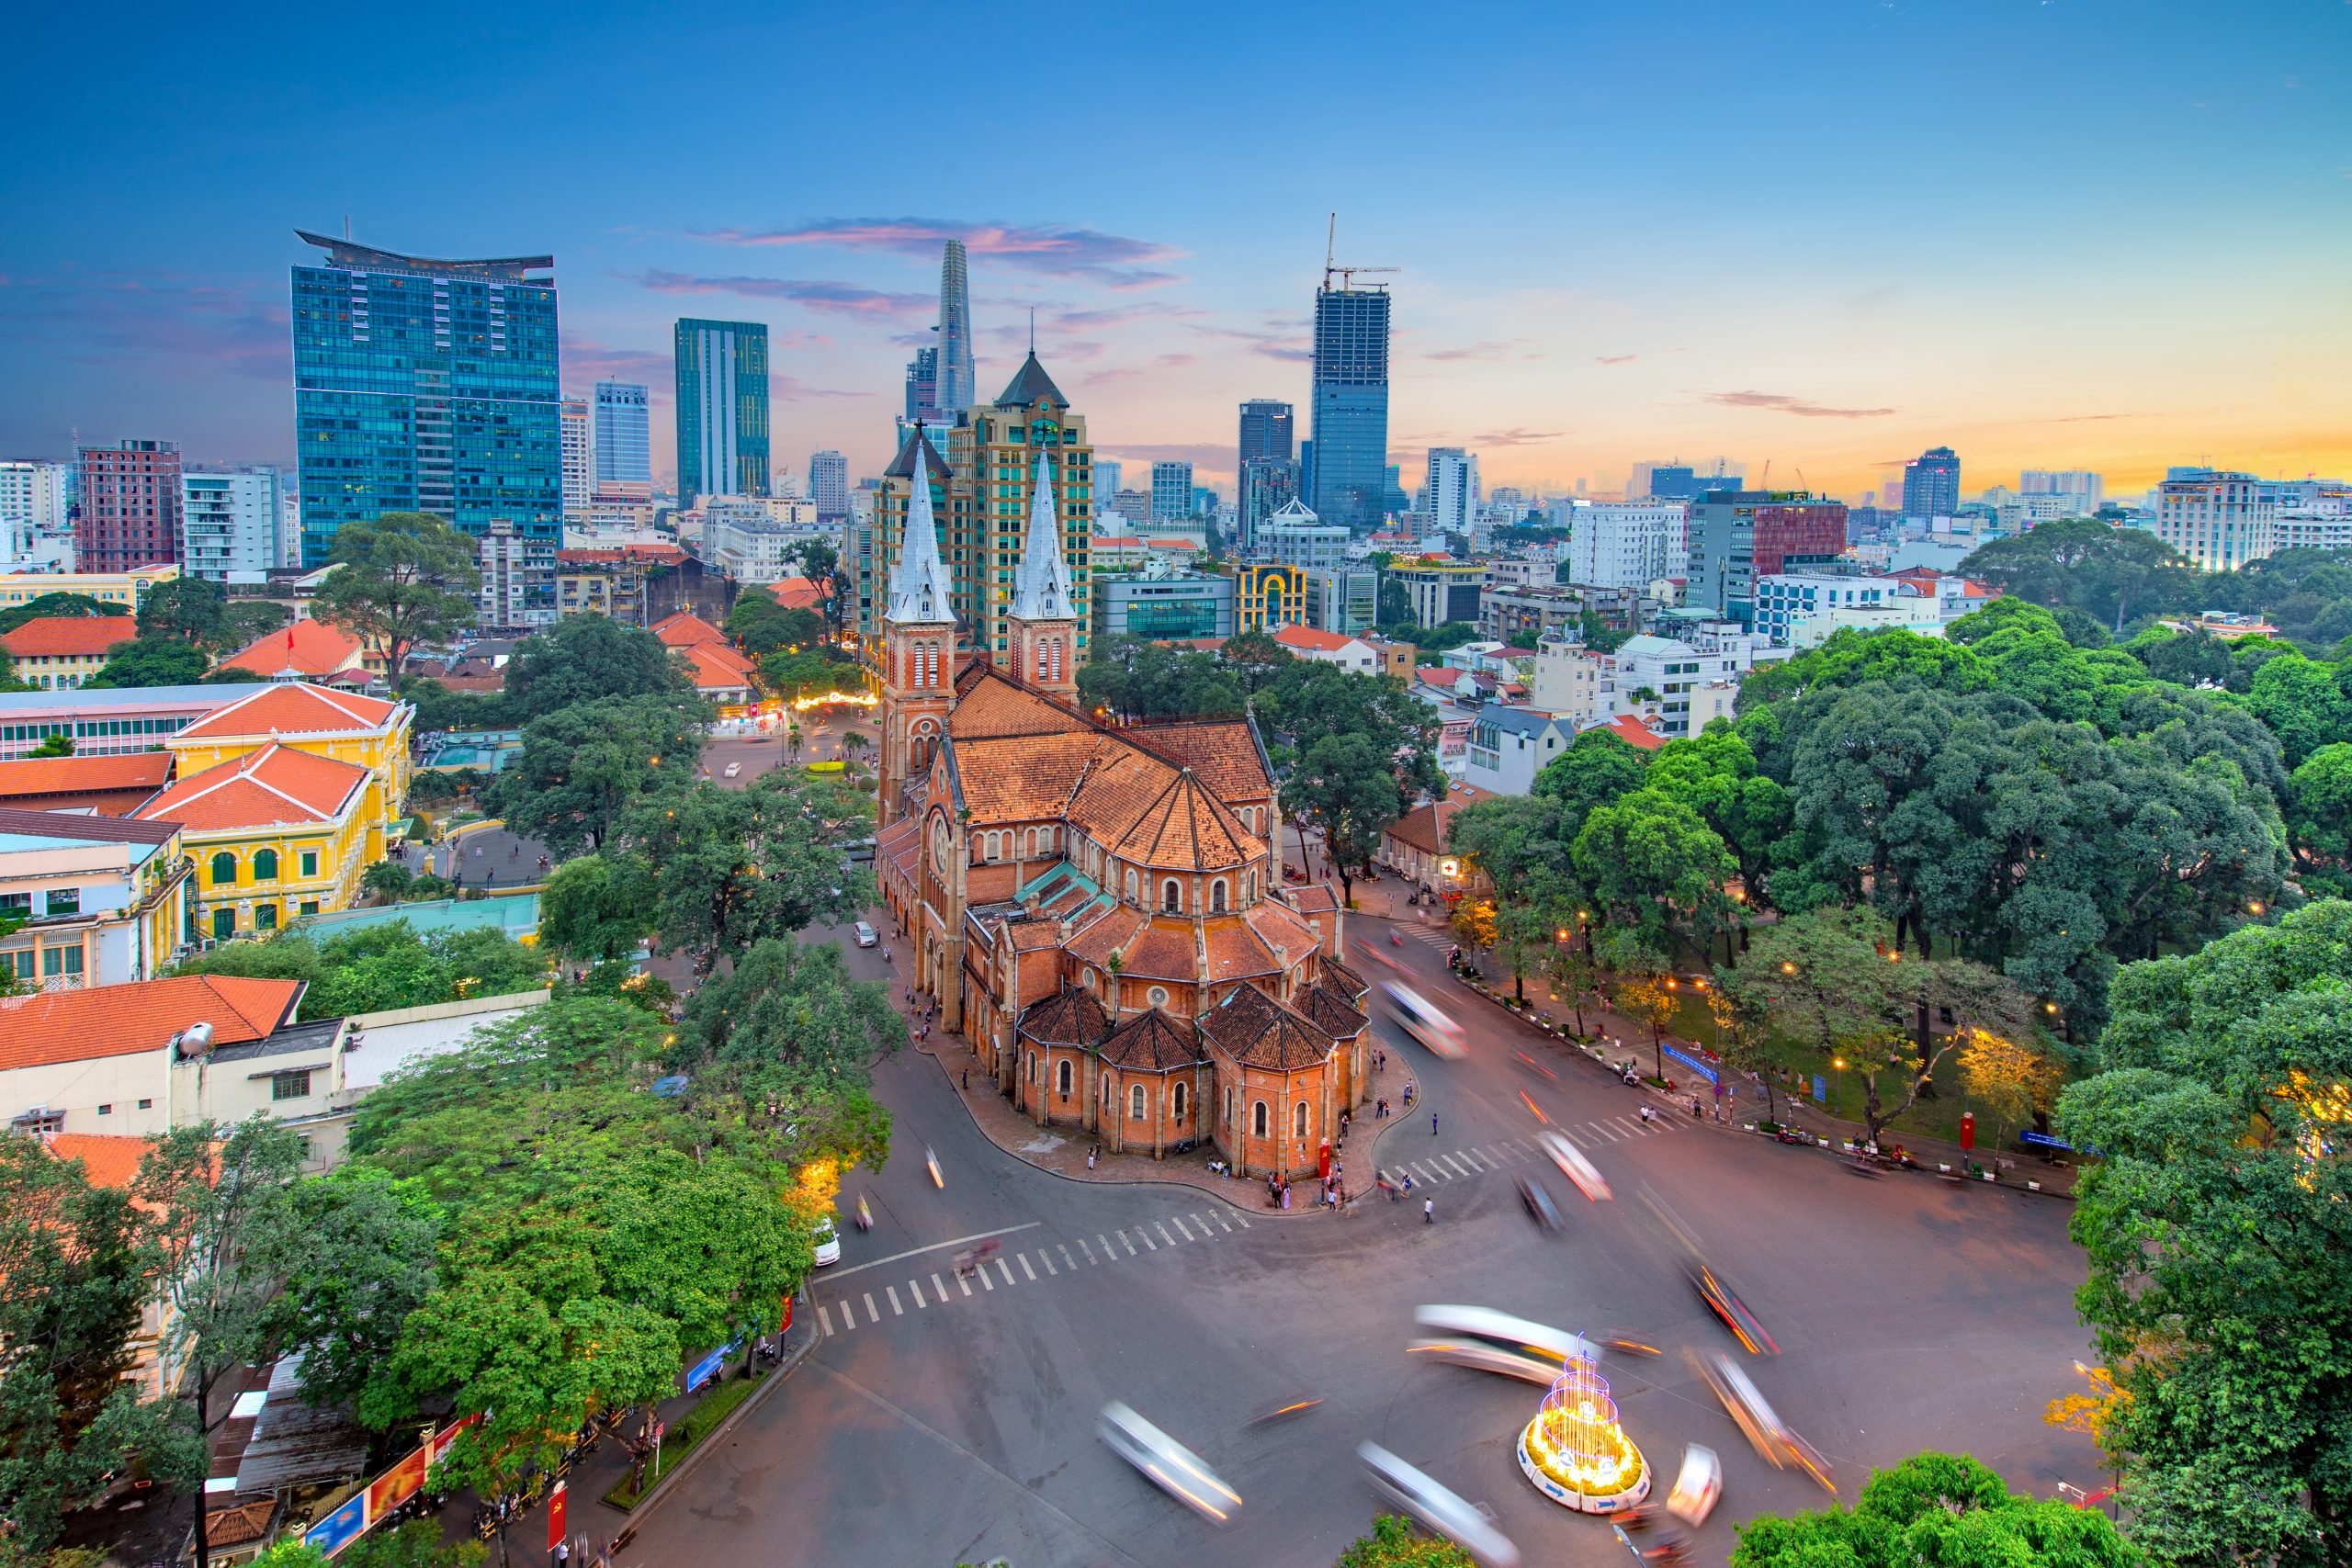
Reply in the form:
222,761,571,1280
1162,879,1181,913
1125,868,1139,902
1295,1102,1310,1139
209,851,237,886
1172,1082,1188,1123
1057,1059,1073,1098
1130,1084,1147,1120
1251,1100,1269,1138
1210,879,1227,913
253,849,279,881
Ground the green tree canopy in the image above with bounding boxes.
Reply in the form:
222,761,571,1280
502,613,695,724
81,635,208,688
1958,516,2197,633
1731,1450,2141,1567
620,767,873,959
314,513,482,682
172,921,548,1020
487,691,710,855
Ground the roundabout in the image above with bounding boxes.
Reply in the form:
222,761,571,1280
1517,1356,1651,1514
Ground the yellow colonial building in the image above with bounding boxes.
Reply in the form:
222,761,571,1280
136,684,413,940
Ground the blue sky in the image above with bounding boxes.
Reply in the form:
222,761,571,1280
4,0,2346,499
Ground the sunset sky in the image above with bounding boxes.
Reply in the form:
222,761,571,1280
5,0,2346,502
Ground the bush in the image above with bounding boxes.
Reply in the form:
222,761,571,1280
599,1370,768,1509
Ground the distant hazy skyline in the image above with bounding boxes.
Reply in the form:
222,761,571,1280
4,1,2346,502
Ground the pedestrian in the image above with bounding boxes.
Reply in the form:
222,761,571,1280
1423,1197,1434,1224
1431,1111,1440,1137
1691,1097,1702,1121
1087,1147,1097,1171
961,1068,968,1091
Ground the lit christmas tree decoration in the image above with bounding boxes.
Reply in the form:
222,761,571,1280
1517,1352,1651,1513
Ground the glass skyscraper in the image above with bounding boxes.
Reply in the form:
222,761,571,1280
1308,285,1391,529
935,240,978,415
290,231,562,588
674,319,771,501
594,381,651,488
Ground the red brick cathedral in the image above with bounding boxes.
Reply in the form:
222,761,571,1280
872,434,1370,1179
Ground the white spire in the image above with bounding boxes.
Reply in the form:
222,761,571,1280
1011,454,1076,623
886,441,956,626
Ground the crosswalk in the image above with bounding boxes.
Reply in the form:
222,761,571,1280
1375,1118,1683,1191
811,1206,1254,1337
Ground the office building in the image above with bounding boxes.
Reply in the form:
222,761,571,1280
0,462,73,530
1261,499,1349,572
75,440,182,572
179,468,289,581
560,398,592,521
1238,457,1303,555
1300,566,1377,637
902,346,941,428
1390,559,1487,628
2142,470,2276,570
707,498,823,583
1308,278,1392,529
810,450,849,519
1565,500,1688,589
290,232,561,599
1641,463,1744,502
1095,459,1122,503
0,679,266,761
1752,572,1899,646
1092,570,1236,641
1238,398,1295,477
594,381,651,491
2020,469,2102,517
673,318,770,502
1151,461,1193,522
935,239,978,416
1902,446,1962,520
1685,492,1849,626
1425,448,1480,543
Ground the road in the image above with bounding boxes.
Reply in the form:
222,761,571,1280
625,911,2099,1567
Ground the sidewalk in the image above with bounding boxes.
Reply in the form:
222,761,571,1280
915,1030,1412,1216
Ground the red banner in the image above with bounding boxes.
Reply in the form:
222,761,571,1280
365,1446,426,1519
547,1480,567,1552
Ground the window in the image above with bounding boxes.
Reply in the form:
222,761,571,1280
1172,1082,1188,1123
97,1103,111,1116
0,892,26,918
209,851,237,886
43,886,79,917
1130,1084,1146,1120
253,849,279,881
270,1070,311,1101
1251,1100,1269,1137
42,947,83,979
256,905,278,932
300,901,320,916
1125,868,1138,902
1057,1059,1072,1098
1147,985,1169,1009
212,908,234,940
1210,879,1227,913
1162,879,1181,913
137,1098,153,1110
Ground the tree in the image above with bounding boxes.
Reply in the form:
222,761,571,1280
134,575,226,645
174,922,548,1020
313,513,482,682
1731,1450,2141,1567
676,936,903,1086
487,693,708,856
1220,629,1295,694
256,1168,441,1413
1285,732,1406,907
1570,788,1735,964
138,1119,306,1568
0,591,119,635
339,1520,487,1568
26,732,73,759
2288,741,2352,897
220,598,295,651
727,596,826,659
1444,795,1561,895
361,859,414,904
1959,515,2196,633
81,635,207,688
1489,899,1555,1004
0,1138,192,1560
1615,975,1680,1079
1956,1026,2064,1154
539,852,657,964
623,769,873,961
1643,726,1790,914
1334,1514,1476,1567
502,613,695,724
1539,929,1601,1035
2056,901,2352,1563
2241,650,2352,768
1532,730,1651,841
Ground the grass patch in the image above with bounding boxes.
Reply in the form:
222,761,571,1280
599,1368,767,1510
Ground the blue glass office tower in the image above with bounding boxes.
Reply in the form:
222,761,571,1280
1308,284,1391,529
674,319,771,502
290,231,562,588
594,381,651,488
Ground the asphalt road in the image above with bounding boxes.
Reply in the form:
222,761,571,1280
623,915,2101,1568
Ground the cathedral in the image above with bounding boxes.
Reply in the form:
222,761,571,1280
871,421,1372,1180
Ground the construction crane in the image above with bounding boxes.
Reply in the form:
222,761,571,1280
1323,213,1397,292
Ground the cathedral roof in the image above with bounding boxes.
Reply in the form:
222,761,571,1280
1321,955,1369,1001
1098,1009,1204,1073
885,441,956,626
883,423,948,479
1017,987,1112,1047
1109,770,1253,874
1010,454,1077,624
1198,985,1334,1072
1298,981,1370,1041
948,669,1095,740
1120,718,1276,802
997,352,1067,408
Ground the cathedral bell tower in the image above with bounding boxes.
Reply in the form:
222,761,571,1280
1005,452,1080,705
878,438,958,825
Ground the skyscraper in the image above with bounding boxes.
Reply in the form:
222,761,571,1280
935,239,978,416
1151,461,1193,522
1902,446,1961,520
290,231,562,583
1095,459,1122,502
1309,279,1391,529
674,318,771,502
902,346,940,425
810,450,849,520
1238,457,1302,555
560,399,592,521
594,381,651,490
75,439,182,572
1425,448,1480,542
1238,399,1295,472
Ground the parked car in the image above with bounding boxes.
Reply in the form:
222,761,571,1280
812,1217,841,1267
854,920,878,948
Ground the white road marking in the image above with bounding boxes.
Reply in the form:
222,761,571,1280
1170,1215,1196,1241
1238,1215,1250,1228
1121,1231,1139,1257
995,1258,1015,1286
1411,1160,1443,1182
819,1304,834,1336
1097,1234,1116,1260
978,1265,995,1292
887,1285,903,1316
1156,1222,1179,1247
824,1222,1044,1280
1062,1242,1080,1269
956,1269,972,1297
1212,1211,1234,1233
864,1292,880,1324
1135,1226,1157,1252
1019,1253,1036,1281
933,1272,951,1301
1040,1249,1057,1276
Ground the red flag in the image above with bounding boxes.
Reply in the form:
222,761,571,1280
547,1479,567,1551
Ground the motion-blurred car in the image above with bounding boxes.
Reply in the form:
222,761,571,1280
1408,1305,1595,1385
1382,983,1466,1058
1359,1443,1521,1568
1687,1263,1779,1355
1536,1130,1612,1201
1515,1175,1565,1232
1665,1445,1721,1525
1691,1351,1835,1495
1098,1402,1242,1524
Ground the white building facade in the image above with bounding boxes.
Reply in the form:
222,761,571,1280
560,399,594,521
708,498,824,583
1426,448,1480,543
2143,471,2276,570
179,468,289,581
0,461,74,530
1564,501,1689,590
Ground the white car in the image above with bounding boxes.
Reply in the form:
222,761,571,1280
811,1217,841,1268
854,920,878,948
1097,1403,1241,1524
1358,1443,1520,1568
724,761,742,778
1667,1444,1722,1525
1537,1130,1613,1201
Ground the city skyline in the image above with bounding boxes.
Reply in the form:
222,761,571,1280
3,1,2346,502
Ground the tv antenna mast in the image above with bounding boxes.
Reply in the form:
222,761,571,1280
1323,213,1398,292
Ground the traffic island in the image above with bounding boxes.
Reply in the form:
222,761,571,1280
1518,1356,1650,1514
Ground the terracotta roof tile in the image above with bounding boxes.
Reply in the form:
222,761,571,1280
1599,714,1668,751
0,751,172,797
1198,985,1333,1072
42,1133,152,1190
1098,1009,1204,1072
651,613,728,648
1298,982,1369,1040
680,642,756,690
1270,625,1365,654
1017,987,1111,1046
1290,885,1340,917
1108,771,1258,873
1322,956,1368,999
1114,918,1204,981
1,615,138,658
1242,900,1317,964
1062,906,1147,974
137,742,368,832
175,682,398,740
0,806,180,845
218,618,367,678
1201,918,1279,982
946,670,1094,740
0,976,302,1070
1119,721,1273,802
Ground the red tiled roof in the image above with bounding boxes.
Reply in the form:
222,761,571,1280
1,616,138,658
0,750,172,800
1322,956,1368,999
1098,1009,1203,1072
1599,714,1668,751
1271,625,1363,655
1017,987,1111,1046
217,618,367,679
652,613,728,648
681,641,756,691
43,1134,151,1190
0,806,180,845
1197,985,1333,1072
137,742,368,831
175,683,398,740
0,976,302,1070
